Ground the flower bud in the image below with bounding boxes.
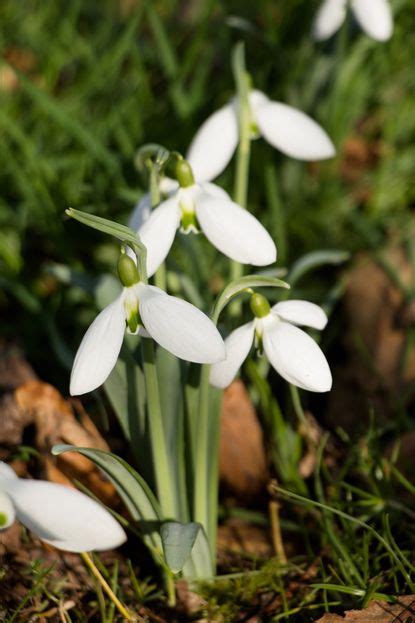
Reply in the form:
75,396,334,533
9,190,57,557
117,252,140,287
175,159,195,188
250,293,270,318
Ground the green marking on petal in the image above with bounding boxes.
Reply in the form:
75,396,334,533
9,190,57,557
180,210,201,234
0,512,9,527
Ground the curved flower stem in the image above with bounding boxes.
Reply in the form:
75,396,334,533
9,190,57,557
81,552,138,622
141,338,177,518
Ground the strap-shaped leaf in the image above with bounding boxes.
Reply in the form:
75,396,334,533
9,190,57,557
52,444,162,552
182,524,214,579
65,208,147,279
160,521,201,573
288,250,349,287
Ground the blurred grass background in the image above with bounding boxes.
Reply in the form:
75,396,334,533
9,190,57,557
0,0,414,388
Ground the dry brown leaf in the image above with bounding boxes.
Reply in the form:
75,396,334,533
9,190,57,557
176,580,217,623
0,342,37,390
0,394,32,445
219,380,268,500
217,518,273,558
11,380,117,506
314,595,415,623
328,244,415,427
298,412,322,478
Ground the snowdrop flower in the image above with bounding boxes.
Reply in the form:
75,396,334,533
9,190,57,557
210,294,332,392
0,462,126,552
186,90,335,183
70,252,225,395
135,160,277,278
313,0,393,42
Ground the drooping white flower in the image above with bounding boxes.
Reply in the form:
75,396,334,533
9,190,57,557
186,90,336,183
70,254,226,395
313,0,393,42
210,296,332,393
135,179,277,278
0,462,126,552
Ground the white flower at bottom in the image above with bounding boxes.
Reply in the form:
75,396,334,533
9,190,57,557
210,298,332,393
136,181,277,278
0,462,126,552
70,268,226,395
313,0,393,42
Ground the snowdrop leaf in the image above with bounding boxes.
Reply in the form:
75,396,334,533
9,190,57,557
351,0,393,42
182,524,214,578
210,322,255,389
138,196,181,278
288,249,349,286
104,346,147,454
161,521,201,573
70,294,126,395
255,101,335,161
313,0,347,40
1,478,126,552
196,196,277,266
66,208,146,260
272,301,328,330
52,445,163,550
138,285,225,364
212,275,289,324
0,490,15,529
187,103,238,182
262,317,332,392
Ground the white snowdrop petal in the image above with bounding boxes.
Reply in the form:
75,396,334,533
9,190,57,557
210,322,255,389
128,193,152,231
138,195,181,278
187,103,239,182
0,462,18,481
198,182,231,201
256,101,335,161
195,197,277,265
262,317,332,392
0,490,15,529
272,300,328,330
313,0,347,40
2,479,126,552
138,285,225,364
351,0,393,41
160,177,179,195
70,294,126,395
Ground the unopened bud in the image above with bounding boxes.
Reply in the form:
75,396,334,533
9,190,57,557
250,293,270,318
117,252,139,287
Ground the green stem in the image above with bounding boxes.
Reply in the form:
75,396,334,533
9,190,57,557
231,121,251,284
194,364,213,551
230,43,252,315
141,338,177,518
289,384,308,428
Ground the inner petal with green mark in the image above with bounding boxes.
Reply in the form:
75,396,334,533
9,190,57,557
123,288,143,334
178,188,201,234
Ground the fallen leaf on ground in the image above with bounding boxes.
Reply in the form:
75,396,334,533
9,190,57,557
314,595,415,622
217,518,273,559
12,380,117,506
219,380,269,500
328,244,415,428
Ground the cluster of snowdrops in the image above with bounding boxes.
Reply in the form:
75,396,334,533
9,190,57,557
0,0,393,598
